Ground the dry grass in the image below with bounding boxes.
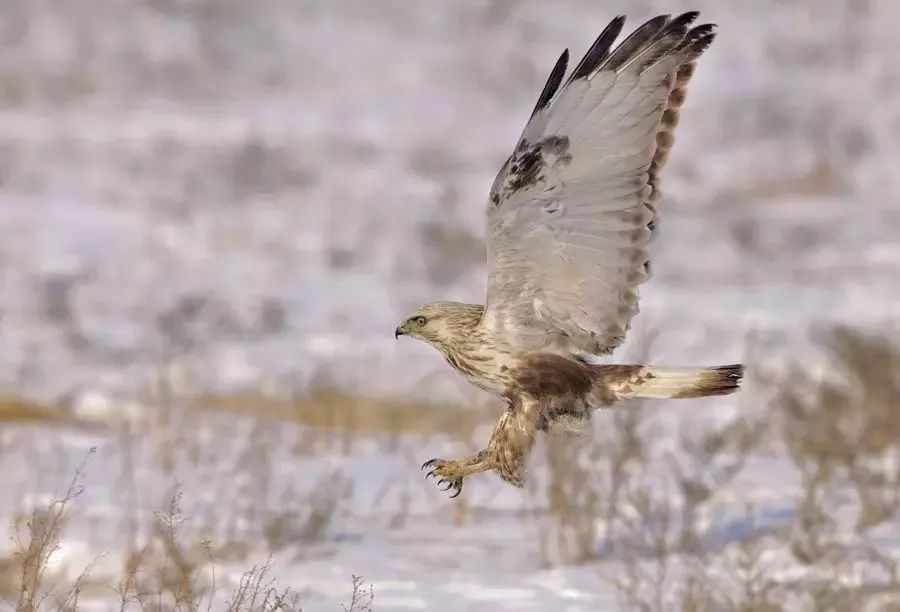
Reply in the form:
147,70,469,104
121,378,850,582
1,371,376,610
778,325,900,535
193,389,489,441
340,576,375,612
0,396,61,424
529,406,646,566
8,449,96,611
2,475,375,611
5,324,900,610
525,324,900,610
263,470,353,552
223,556,302,612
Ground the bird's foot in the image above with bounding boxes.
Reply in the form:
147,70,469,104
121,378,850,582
421,458,464,498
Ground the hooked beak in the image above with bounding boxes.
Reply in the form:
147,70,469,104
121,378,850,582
395,326,405,340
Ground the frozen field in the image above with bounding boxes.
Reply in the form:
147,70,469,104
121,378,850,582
2,0,900,609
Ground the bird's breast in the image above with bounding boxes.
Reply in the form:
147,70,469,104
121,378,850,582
443,346,515,396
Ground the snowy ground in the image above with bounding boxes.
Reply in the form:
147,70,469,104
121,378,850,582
2,0,900,610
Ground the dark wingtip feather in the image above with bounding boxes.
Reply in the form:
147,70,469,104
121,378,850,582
656,11,700,44
526,12,715,126
602,13,672,73
678,23,718,57
667,11,700,32
566,15,627,84
529,48,569,118
691,27,717,54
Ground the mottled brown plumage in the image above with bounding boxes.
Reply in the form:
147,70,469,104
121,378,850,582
397,13,742,498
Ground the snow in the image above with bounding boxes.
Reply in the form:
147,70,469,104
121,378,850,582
2,0,900,609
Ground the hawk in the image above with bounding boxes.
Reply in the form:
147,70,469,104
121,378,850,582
396,12,742,498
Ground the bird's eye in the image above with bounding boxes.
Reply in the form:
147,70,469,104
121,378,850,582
414,316,427,326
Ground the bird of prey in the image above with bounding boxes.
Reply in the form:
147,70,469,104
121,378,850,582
396,12,742,498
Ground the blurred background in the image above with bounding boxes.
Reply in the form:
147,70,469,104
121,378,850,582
2,0,900,610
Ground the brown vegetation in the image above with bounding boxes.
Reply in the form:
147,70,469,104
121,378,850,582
2,472,374,611
3,325,900,610
527,324,900,610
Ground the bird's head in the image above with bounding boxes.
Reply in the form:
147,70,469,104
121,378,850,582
395,302,483,350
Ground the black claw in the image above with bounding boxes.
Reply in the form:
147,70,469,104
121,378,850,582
419,458,464,499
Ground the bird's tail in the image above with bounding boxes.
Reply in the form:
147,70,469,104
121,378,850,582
631,364,744,399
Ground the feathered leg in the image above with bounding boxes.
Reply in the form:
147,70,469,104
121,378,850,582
422,396,542,497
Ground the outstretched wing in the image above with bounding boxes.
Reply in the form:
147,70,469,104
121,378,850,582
482,13,716,355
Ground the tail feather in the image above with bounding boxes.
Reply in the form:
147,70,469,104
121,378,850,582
633,364,744,399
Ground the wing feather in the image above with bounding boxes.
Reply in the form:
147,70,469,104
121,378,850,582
565,15,626,84
602,14,671,72
529,49,569,119
483,13,716,356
